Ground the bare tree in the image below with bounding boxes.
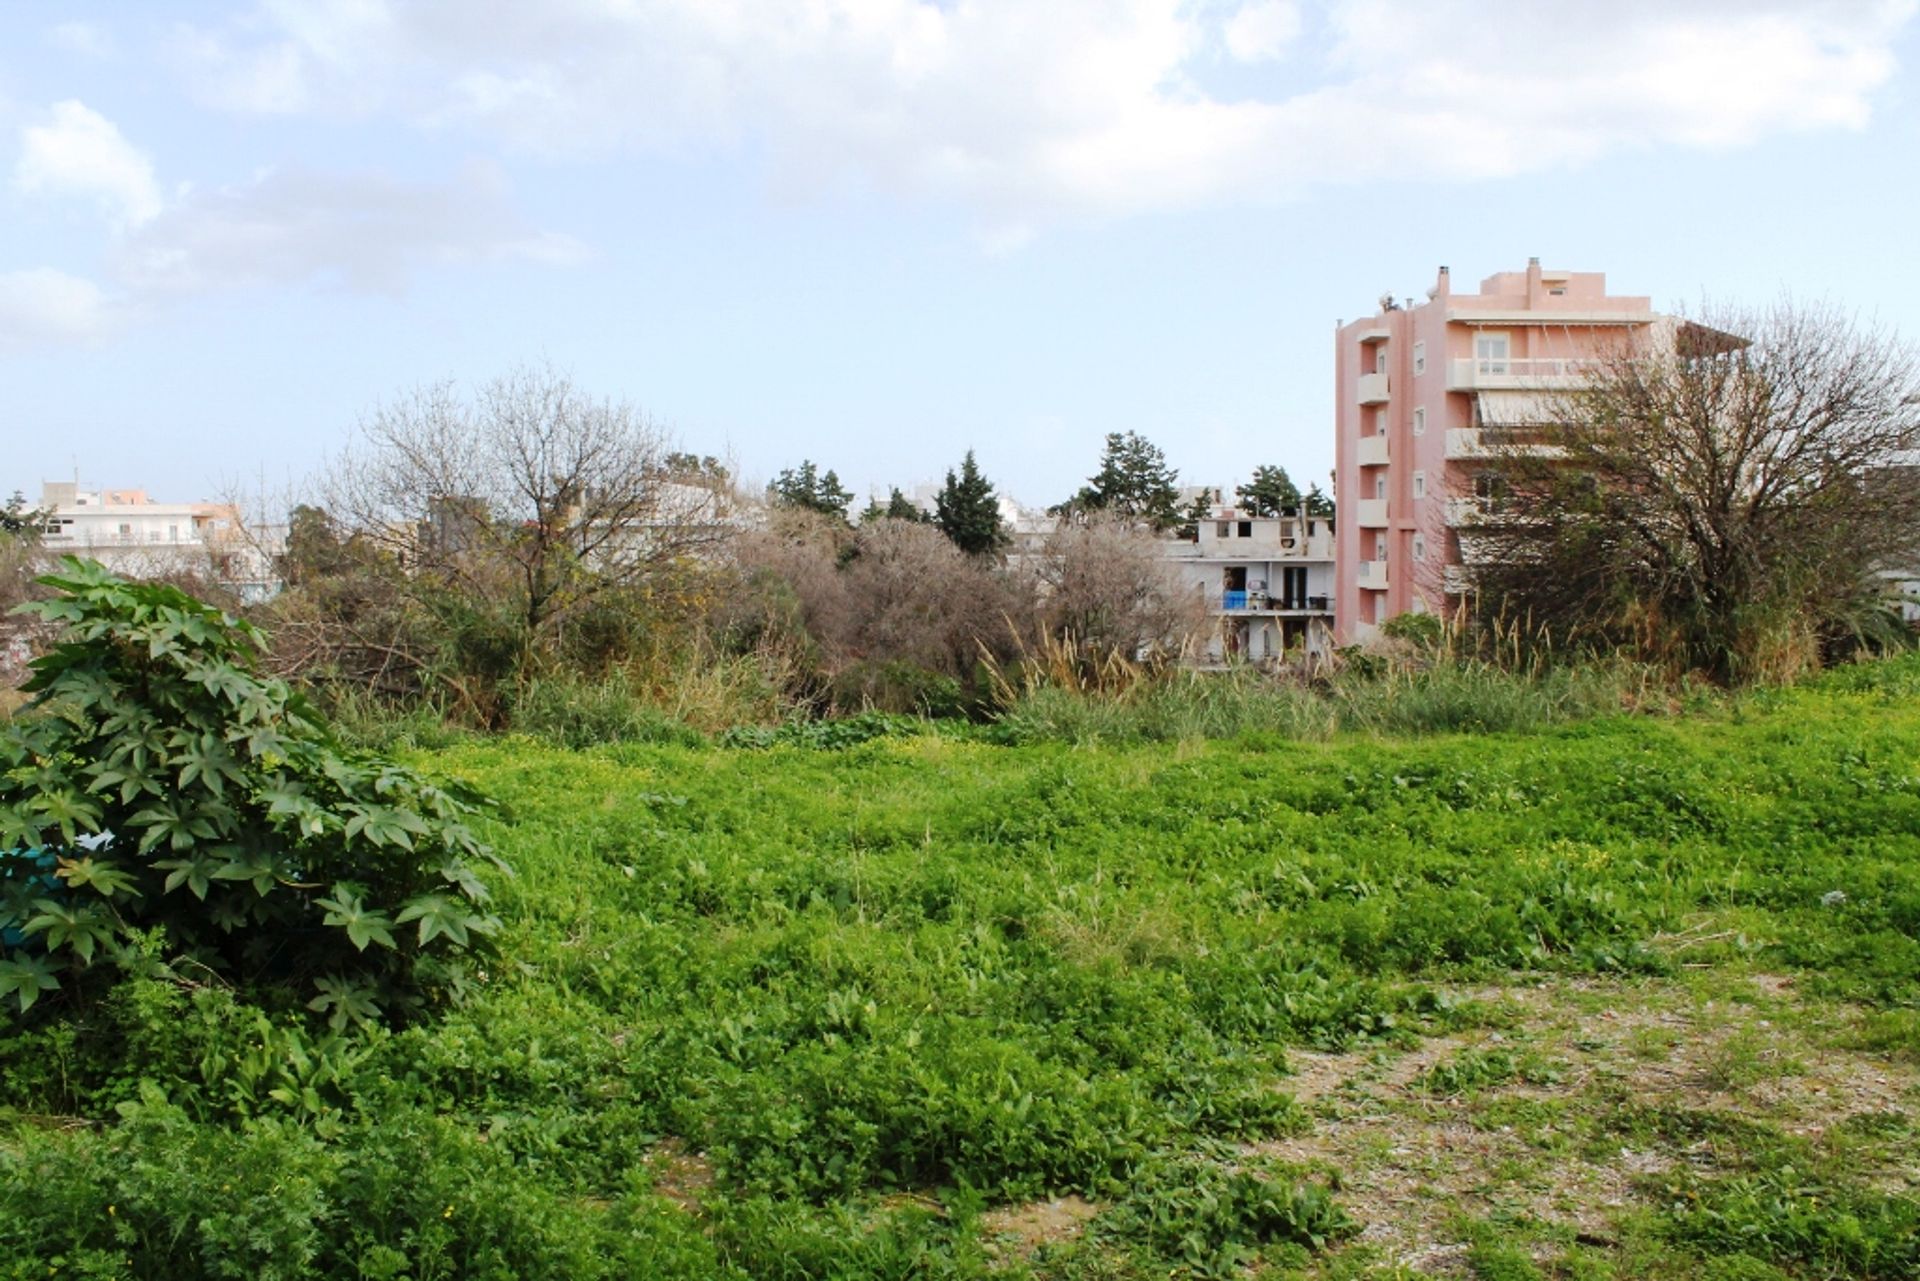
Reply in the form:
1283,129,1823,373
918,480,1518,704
836,519,1032,675
1032,514,1206,663
1467,302,1920,680
325,366,734,652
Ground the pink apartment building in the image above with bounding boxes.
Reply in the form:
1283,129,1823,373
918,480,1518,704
1331,260,1657,642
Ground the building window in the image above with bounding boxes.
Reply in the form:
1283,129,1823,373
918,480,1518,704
1373,476,1385,500
1374,348,1389,374
1413,533,1427,561
1412,471,1426,500
1237,521,1251,538
1413,406,1426,436
1216,522,1229,538
1376,534,1389,559
1476,331,1510,374
1377,408,1390,435
1412,341,1426,375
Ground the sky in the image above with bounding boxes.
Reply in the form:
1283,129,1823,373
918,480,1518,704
4,0,1920,512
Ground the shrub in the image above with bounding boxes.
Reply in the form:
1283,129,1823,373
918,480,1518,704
0,559,506,1025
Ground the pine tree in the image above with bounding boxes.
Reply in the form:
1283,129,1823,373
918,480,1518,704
1056,432,1182,532
934,451,1008,556
768,460,854,523
1236,465,1301,517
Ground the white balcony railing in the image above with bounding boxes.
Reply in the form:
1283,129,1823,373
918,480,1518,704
1446,357,1601,391
1357,559,1390,590
1356,498,1389,527
1357,372,1390,405
1356,434,1390,467
1444,429,1565,461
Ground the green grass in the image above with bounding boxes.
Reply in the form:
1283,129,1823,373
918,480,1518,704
3,655,1919,1277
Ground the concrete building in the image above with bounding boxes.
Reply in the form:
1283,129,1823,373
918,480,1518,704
1164,501,1336,662
34,482,281,601
1331,260,1656,642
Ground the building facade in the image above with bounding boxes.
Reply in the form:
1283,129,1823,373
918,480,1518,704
34,482,281,601
1164,503,1336,662
1331,260,1656,642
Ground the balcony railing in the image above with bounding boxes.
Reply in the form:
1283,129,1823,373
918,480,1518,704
1446,356,1601,391
1444,428,1566,461
1356,498,1388,527
1217,592,1330,612
1357,372,1390,405
1356,434,1390,467
1357,560,1390,590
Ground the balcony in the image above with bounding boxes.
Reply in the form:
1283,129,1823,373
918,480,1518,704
1357,560,1390,591
1356,434,1390,467
1357,372,1390,405
1443,429,1564,461
1446,356,1600,392
1444,497,1488,526
1218,592,1331,613
1356,498,1388,528
1355,326,1391,345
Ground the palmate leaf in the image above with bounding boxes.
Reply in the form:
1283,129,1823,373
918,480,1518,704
0,804,44,851
55,855,142,900
316,886,398,952
85,756,166,805
434,855,491,904
211,848,294,897
26,788,102,845
0,954,62,1012
394,893,476,948
183,659,253,707
47,666,118,713
307,974,382,1031
24,900,117,965
153,851,224,900
130,798,222,853
343,804,430,851
174,732,247,797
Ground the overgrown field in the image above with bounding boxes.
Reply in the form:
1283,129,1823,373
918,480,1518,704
5,659,1920,1278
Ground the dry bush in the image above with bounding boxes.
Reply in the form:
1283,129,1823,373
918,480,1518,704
713,515,1035,714
1031,515,1206,667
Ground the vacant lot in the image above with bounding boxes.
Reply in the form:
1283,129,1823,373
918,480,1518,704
5,659,1919,1278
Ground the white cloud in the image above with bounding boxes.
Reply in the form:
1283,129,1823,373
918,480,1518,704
167,0,1918,231
113,164,589,297
1224,0,1302,63
0,268,122,346
3,103,582,345
13,100,163,228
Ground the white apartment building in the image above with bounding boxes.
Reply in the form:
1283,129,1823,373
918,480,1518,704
35,482,282,602
1164,503,1336,662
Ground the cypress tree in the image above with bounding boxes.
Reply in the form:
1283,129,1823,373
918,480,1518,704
934,451,1009,557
